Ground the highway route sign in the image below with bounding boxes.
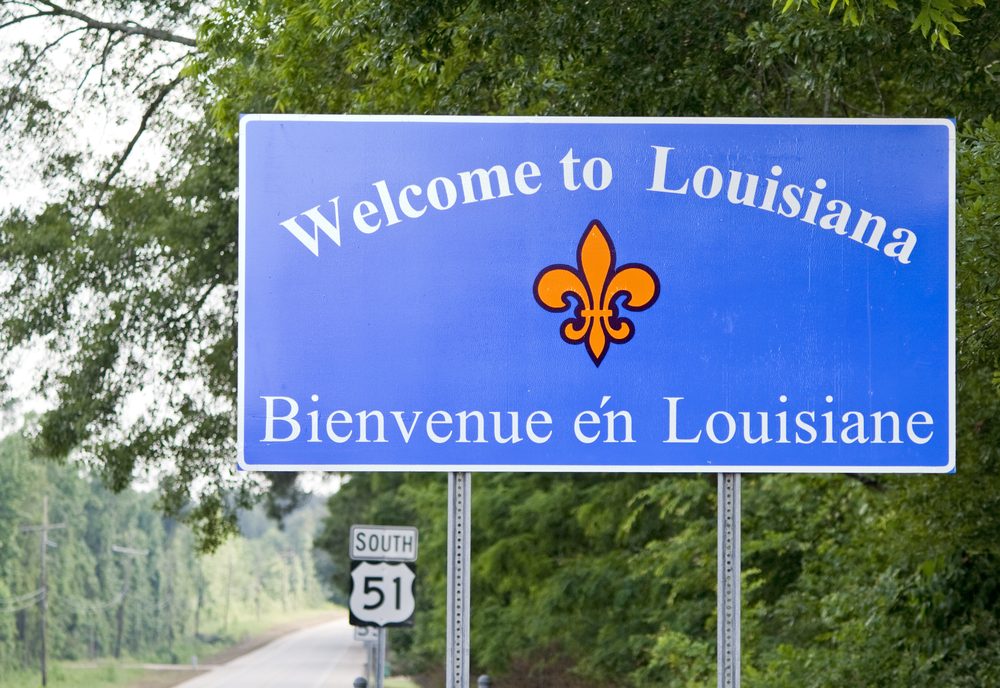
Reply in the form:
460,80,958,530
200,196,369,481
349,561,417,627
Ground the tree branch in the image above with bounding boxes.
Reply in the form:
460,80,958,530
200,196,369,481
133,53,189,94
19,25,86,85
0,25,87,130
91,72,185,213
33,0,196,47
71,30,125,96
0,10,56,31
168,281,221,335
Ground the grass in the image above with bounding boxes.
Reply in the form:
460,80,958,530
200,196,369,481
165,603,342,665
0,604,343,688
205,603,341,642
0,663,145,688
384,678,420,688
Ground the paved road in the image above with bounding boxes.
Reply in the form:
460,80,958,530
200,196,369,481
174,617,369,688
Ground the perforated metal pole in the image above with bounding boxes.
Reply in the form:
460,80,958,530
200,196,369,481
447,472,471,688
368,638,376,687
375,627,386,688
717,473,741,688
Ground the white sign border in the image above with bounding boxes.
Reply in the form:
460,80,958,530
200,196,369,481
237,115,956,474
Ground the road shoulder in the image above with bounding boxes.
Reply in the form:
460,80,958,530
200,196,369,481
127,608,347,688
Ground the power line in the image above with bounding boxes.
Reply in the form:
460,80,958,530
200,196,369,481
52,590,126,613
0,589,44,614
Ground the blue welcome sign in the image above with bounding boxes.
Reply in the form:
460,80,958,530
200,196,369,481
239,116,954,473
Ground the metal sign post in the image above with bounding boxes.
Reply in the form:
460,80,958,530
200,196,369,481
447,472,471,688
354,626,379,686
376,627,386,688
717,474,741,688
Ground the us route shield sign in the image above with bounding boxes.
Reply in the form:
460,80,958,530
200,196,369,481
238,116,954,473
349,561,417,628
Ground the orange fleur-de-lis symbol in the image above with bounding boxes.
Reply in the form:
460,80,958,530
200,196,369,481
533,220,660,367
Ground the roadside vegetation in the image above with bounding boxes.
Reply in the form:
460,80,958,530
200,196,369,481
1,1,999,687
0,431,331,686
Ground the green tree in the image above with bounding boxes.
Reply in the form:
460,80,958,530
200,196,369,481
252,2,1000,686
0,0,264,547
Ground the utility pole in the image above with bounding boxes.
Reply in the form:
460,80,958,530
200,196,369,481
111,545,149,659
223,554,234,633
21,496,66,688
193,573,205,639
254,578,261,621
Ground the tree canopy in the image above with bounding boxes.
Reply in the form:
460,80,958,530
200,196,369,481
786,0,986,48
3,1,1000,684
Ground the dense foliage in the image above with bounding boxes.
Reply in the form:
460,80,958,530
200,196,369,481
254,2,999,686
0,431,326,680
3,0,1000,685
